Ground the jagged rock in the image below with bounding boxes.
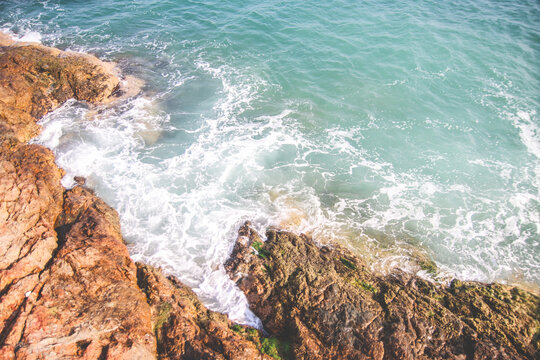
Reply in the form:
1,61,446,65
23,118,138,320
0,186,156,359
0,35,155,357
0,143,64,353
0,34,120,143
73,176,86,186
136,263,274,360
225,222,540,360
0,32,276,360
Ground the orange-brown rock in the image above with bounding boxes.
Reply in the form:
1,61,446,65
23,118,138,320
226,222,540,360
0,144,64,357
0,34,120,143
0,33,154,358
1,186,156,359
0,34,273,359
136,263,273,360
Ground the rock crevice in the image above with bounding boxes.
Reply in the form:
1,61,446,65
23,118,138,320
225,222,540,360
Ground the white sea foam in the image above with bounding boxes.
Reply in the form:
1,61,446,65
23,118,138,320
318,122,539,285
19,31,42,43
32,55,323,326
35,94,264,328
0,28,42,44
514,110,540,159
34,54,429,324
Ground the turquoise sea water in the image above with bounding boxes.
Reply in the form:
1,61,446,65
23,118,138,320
2,0,539,325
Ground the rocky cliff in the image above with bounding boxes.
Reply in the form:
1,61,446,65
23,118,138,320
1,34,538,360
225,222,539,359
0,35,270,359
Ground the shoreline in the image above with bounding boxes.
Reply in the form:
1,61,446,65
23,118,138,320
5,26,536,295
0,33,538,359
0,32,277,359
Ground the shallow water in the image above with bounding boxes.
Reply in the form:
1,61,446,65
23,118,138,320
1,0,539,325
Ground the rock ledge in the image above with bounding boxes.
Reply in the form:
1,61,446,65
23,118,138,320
226,222,540,360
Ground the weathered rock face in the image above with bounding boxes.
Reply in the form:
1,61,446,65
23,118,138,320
0,144,64,353
137,263,273,360
0,34,155,359
0,33,271,360
0,186,157,359
0,37,119,143
226,222,540,360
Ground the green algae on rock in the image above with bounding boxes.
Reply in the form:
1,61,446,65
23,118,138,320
136,263,273,360
226,221,540,360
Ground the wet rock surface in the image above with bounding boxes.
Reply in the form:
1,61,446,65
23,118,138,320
226,222,540,360
0,33,269,359
0,34,119,143
136,263,273,360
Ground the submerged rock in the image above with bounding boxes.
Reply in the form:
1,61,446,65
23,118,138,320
226,222,540,360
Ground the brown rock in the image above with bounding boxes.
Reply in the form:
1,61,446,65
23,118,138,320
136,262,274,360
73,176,86,186
0,34,156,358
226,222,540,360
0,143,64,350
0,33,278,360
0,36,120,143
1,186,156,359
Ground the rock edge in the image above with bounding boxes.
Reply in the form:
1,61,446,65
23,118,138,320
0,35,269,360
225,221,540,360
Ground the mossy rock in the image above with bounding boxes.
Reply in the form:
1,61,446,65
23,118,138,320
154,302,172,332
418,258,437,275
340,257,357,270
252,241,271,259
